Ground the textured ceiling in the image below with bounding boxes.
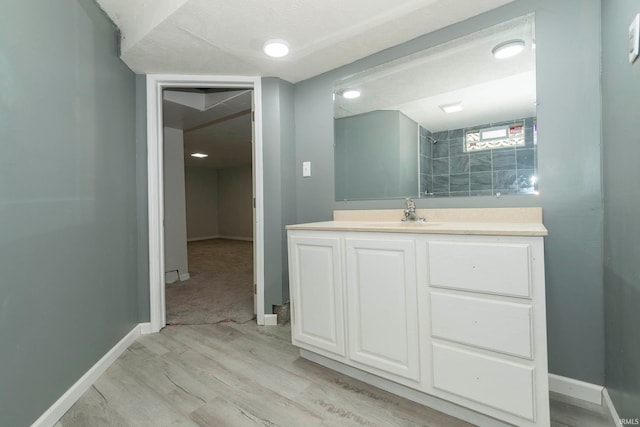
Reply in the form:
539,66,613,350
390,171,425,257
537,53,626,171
163,89,253,169
334,15,536,132
110,0,522,170
96,0,515,83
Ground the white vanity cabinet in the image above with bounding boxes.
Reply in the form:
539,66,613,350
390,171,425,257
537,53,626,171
287,208,549,426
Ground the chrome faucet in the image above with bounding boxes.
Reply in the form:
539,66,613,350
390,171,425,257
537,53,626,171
402,198,425,222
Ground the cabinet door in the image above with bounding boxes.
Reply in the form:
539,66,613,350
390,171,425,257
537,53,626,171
345,237,420,381
289,234,345,357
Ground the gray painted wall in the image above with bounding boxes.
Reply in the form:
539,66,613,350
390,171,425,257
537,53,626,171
185,167,220,240
293,0,605,384
279,81,297,305
262,77,296,311
135,75,150,321
0,0,140,425
602,0,640,420
184,166,253,241
218,166,253,240
163,127,189,280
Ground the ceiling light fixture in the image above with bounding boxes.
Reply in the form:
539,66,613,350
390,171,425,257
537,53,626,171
263,39,290,58
439,102,463,113
342,89,361,99
191,153,208,158
492,39,525,59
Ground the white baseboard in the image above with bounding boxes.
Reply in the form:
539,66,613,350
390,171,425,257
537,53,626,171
218,235,253,242
548,374,603,405
165,271,179,284
32,323,148,427
139,322,153,335
187,235,254,242
165,271,189,284
263,314,278,326
603,389,622,427
187,235,220,242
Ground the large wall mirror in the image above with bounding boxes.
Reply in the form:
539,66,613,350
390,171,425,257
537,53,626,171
334,14,537,201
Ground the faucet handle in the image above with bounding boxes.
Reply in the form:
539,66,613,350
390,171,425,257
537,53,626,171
405,198,416,209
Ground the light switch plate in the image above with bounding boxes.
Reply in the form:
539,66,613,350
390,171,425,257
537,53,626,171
302,161,311,177
630,13,640,64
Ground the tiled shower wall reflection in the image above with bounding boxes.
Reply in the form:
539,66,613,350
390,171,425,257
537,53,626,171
419,117,537,197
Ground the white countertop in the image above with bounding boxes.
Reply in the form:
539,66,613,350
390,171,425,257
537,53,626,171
286,208,548,237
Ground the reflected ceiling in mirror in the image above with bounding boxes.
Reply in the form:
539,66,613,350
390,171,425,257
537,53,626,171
333,14,537,201
335,15,535,132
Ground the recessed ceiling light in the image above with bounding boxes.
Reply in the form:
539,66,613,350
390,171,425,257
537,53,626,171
492,39,525,59
342,89,361,99
263,39,289,58
191,153,208,158
439,102,463,113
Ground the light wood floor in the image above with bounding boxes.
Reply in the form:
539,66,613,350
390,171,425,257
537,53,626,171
57,321,615,427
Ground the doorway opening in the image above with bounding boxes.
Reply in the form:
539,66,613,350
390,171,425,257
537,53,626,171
146,75,265,332
163,87,255,325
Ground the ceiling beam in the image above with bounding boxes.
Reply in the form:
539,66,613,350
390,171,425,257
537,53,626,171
185,108,252,133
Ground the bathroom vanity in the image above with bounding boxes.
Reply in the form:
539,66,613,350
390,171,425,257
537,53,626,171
286,208,549,426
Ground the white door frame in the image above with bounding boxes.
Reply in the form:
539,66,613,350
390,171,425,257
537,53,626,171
146,74,265,332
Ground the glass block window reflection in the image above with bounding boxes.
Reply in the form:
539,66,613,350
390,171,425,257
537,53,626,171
465,122,526,152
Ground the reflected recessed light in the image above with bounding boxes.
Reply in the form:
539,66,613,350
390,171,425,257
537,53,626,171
191,153,208,158
492,39,525,59
342,89,361,99
439,102,463,113
263,39,289,58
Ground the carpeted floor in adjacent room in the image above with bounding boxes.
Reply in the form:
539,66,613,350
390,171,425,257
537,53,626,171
165,239,254,325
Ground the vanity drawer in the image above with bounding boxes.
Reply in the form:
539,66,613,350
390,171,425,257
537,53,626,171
432,343,535,421
430,292,533,359
427,241,532,298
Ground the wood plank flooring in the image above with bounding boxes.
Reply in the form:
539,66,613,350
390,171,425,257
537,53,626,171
57,321,615,427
